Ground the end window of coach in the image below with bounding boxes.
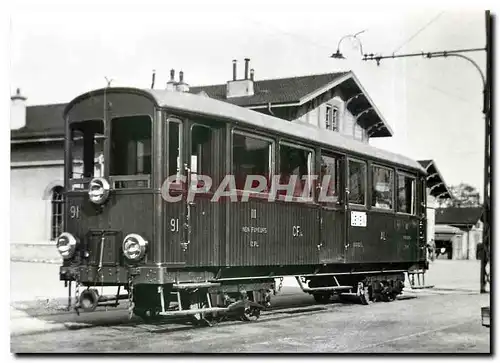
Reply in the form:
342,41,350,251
69,120,104,186
397,173,416,214
110,115,152,188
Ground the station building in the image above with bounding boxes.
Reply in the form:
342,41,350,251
434,207,484,260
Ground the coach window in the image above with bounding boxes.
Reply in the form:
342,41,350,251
319,154,340,205
232,132,272,193
69,120,104,189
167,119,183,181
110,115,152,188
397,173,416,214
279,143,314,200
190,124,213,190
348,159,366,206
371,165,394,210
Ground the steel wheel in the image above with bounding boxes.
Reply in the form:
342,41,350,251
134,308,159,323
313,293,331,304
241,306,261,321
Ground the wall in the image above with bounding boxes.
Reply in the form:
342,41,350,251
426,191,437,244
10,164,64,244
292,88,369,142
10,142,66,262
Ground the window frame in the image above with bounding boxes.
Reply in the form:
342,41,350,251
50,186,64,241
231,128,275,197
325,104,339,131
278,140,315,202
318,151,343,208
68,119,105,191
347,157,368,208
108,114,153,189
396,171,417,215
370,163,395,212
165,117,184,187
189,122,214,192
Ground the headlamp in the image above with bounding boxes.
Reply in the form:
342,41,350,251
56,232,78,259
122,233,148,261
88,177,110,205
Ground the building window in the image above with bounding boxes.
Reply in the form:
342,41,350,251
354,123,364,141
372,165,394,210
348,159,366,205
51,186,64,241
325,105,339,131
397,173,416,214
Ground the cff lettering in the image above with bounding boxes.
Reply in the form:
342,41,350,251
293,226,303,237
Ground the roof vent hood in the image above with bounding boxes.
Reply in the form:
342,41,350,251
226,58,254,98
166,69,190,92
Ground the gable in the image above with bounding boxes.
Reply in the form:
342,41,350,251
190,71,392,138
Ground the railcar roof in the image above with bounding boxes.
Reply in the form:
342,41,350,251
66,87,426,173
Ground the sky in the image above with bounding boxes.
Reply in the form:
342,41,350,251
7,1,492,198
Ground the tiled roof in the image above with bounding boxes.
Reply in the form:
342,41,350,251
189,72,349,107
11,103,66,140
435,207,483,226
11,71,391,141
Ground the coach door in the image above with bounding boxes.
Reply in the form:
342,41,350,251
344,158,370,263
182,119,225,267
318,151,346,264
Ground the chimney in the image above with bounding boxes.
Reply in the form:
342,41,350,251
226,58,254,98
176,70,190,92
244,58,250,80
250,69,254,81
10,88,27,130
232,59,237,81
166,69,176,91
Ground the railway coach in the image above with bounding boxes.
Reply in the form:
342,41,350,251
57,86,427,323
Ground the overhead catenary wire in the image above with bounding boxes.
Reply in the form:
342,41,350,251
243,15,481,110
392,11,445,54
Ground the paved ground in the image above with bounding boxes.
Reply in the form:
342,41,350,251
11,289,489,353
10,259,491,353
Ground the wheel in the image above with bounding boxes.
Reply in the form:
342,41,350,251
134,307,160,323
383,291,397,302
240,306,261,322
313,293,331,304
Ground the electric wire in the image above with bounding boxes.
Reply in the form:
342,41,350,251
392,11,445,54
